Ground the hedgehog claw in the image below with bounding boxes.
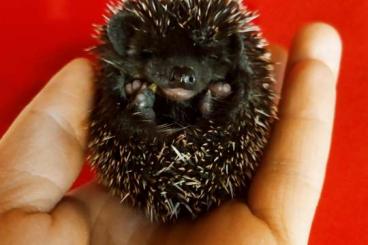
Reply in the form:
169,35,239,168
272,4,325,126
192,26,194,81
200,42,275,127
125,80,148,96
199,90,213,117
209,82,232,98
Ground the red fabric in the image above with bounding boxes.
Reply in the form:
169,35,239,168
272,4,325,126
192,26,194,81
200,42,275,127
0,0,367,244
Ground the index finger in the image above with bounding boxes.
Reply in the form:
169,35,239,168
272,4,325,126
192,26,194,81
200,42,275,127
0,58,94,214
248,23,342,244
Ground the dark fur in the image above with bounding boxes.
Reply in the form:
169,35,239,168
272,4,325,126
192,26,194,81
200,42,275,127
89,0,276,223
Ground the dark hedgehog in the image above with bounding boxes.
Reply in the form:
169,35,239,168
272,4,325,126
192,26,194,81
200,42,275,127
89,0,276,223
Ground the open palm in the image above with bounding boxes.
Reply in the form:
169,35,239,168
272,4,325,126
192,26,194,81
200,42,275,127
0,23,341,245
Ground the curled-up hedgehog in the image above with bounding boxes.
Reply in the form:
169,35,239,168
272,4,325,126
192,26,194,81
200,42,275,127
89,0,276,223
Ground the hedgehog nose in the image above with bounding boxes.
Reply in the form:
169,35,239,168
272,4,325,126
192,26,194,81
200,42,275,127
170,66,196,88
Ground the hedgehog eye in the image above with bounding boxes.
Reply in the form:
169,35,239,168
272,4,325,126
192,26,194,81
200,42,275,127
140,49,154,59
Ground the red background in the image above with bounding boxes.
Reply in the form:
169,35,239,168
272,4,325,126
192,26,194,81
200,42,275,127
0,0,367,244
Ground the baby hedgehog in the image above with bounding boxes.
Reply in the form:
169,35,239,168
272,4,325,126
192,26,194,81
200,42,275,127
89,0,276,223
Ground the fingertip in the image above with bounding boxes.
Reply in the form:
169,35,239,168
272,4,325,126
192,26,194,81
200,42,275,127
50,58,95,90
64,57,93,71
28,58,96,144
65,58,94,76
288,22,342,78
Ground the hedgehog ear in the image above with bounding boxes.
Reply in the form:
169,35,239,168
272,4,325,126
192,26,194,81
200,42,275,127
107,12,138,55
231,34,255,75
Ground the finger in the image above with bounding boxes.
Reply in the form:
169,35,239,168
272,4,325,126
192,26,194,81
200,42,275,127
248,23,342,244
0,58,94,214
269,44,288,105
287,22,342,76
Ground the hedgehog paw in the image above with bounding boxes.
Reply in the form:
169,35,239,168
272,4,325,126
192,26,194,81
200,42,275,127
199,82,232,117
125,80,148,96
130,89,156,121
199,90,213,117
209,82,232,98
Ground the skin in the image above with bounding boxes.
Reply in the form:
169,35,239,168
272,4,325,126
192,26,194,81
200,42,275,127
0,22,341,245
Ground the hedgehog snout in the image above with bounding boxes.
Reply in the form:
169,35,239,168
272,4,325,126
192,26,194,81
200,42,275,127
169,66,196,90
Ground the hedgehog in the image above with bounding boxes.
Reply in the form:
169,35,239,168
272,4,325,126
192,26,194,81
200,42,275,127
88,0,276,223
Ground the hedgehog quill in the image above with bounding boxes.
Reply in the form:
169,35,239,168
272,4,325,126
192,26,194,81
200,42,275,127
89,0,277,223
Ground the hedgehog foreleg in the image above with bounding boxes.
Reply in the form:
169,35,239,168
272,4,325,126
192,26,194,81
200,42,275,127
127,88,156,121
199,82,232,117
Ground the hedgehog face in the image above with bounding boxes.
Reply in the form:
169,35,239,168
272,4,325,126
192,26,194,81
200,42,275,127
106,3,244,102
139,31,239,100
133,29,240,101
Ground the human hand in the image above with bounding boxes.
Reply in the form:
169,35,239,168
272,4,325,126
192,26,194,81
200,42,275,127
0,22,341,245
